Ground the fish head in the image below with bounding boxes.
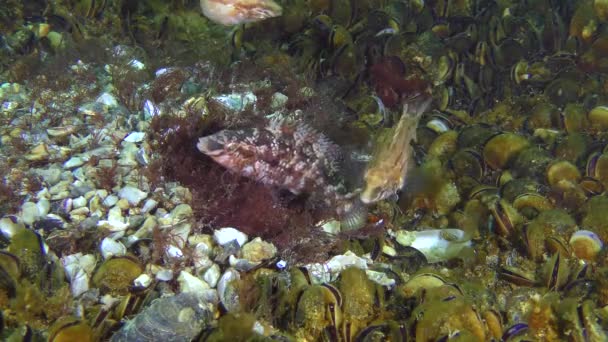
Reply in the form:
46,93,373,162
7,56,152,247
197,130,258,174
360,168,400,204
200,0,283,26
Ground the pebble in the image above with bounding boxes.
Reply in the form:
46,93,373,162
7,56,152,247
100,237,127,259
203,264,221,288
21,201,41,225
178,271,210,294
141,199,158,213
103,195,119,207
124,132,146,143
133,274,152,288
96,92,119,107
214,227,248,247
72,196,87,209
63,155,86,169
36,198,51,217
36,167,62,185
156,268,174,281
97,206,128,232
241,237,277,263
118,186,147,206
270,92,288,110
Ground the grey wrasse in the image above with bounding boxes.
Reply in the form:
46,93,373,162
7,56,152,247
197,118,366,229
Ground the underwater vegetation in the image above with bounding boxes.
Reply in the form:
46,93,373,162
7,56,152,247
2,0,608,341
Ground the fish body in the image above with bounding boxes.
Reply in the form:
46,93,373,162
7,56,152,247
198,119,348,208
200,0,282,26
360,96,432,204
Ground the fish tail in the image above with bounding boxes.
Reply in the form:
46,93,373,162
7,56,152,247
338,198,368,231
399,94,433,143
402,94,433,121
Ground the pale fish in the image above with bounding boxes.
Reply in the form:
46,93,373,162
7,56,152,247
360,95,432,204
200,0,283,26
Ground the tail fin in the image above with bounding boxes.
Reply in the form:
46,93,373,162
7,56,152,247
339,198,368,231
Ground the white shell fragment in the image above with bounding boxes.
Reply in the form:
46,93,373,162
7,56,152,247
97,206,129,232
118,186,148,206
178,270,210,294
395,228,472,263
217,268,241,312
305,251,369,284
62,253,97,298
214,227,248,247
124,131,146,143
100,237,127,259
203,264,221,288
213,92,257,111
134,273,152,288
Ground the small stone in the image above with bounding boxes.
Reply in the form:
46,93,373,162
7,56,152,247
170,204,193,221
270,92,288,110
96,92,119,107
214,227,248,247
63,156,86,169
36,167,62,185
21,202,41,225
72,196,87,209
242,237,277,263
97,206,128,232
25,143,49,161
141,199,158,213
133,274,152,288
178,271,210,294
36,198,51,217
203,264,221,288
124,132,146,143
103,195,119,207
156,268,174,281
118,186,148,206
100,237,127,259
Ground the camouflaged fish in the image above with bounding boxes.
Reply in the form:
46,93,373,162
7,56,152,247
200,0,282,26
360,96,432,204
197,118,365,228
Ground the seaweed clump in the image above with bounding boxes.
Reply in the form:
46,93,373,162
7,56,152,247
148,99,337,262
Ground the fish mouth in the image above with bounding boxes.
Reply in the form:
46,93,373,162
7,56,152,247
197,136,225,156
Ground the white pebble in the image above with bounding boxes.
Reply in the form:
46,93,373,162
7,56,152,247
63,156,86,169
118,186,148,206
214,227,248,247
124,131,146,143
72,196,87,209
156,268,174,281
96,92,119,107
103,195,119,207
203,264,221,288
133,274,152,288
36,198,51,217
100,237,127,259
141,199,158,213
20,202,41,225
178,271,210,294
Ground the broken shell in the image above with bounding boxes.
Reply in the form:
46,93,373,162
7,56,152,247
569,230,603,260
110,292,213,342
394,228,472,263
